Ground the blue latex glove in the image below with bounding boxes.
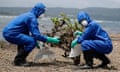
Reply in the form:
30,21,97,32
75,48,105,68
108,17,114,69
74,30,82,36
71,38,78,48
47,37,60,44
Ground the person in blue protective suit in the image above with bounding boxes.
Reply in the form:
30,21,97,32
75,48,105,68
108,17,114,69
2,3,60,66
71,11,113,69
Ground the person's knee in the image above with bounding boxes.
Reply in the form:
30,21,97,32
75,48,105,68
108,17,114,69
81,40,91,51
29,41,36,48
24,39,36,52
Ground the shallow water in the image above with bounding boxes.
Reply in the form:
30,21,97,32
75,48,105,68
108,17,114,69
0,15,120,40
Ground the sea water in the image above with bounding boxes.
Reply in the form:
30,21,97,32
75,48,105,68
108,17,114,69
0,15,120,40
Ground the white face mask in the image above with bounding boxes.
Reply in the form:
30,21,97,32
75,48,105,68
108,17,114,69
81,20,88,27
39,13,45,18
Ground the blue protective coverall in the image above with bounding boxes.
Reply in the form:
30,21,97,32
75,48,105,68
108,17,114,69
2,3,47,52
77,11,113,54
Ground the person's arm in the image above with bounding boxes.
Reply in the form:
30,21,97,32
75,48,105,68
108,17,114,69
77,23,97,43
29,18,60,44
29,18,47,42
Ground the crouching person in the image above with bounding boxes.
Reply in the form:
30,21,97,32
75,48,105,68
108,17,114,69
2,3,60,66
71,11,113,69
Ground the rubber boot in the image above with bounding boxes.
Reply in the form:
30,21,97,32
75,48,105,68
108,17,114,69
73,55,80,65
14,45,31,66
96,53,110,68
80,50,93,69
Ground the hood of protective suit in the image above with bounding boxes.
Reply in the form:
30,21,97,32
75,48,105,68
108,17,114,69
31,3,46,18
77,11,92,24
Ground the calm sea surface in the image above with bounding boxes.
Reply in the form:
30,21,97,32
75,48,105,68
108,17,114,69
0,15,120,40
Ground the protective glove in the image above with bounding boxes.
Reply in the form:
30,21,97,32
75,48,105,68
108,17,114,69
71,39,78,48
74,30,82,36
46,37,60,44
36,41,40,49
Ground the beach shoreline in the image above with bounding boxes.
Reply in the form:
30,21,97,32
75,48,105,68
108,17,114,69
0,34,120,72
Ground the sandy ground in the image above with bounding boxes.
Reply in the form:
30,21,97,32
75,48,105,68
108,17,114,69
0,34,120,72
